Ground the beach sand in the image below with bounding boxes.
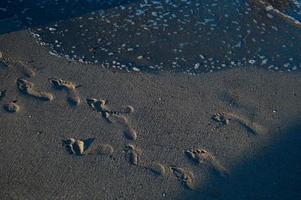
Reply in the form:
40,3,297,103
0,30,301,200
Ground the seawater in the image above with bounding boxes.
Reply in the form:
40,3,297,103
28,0,301,74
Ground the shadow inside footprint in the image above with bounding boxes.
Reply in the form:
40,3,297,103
0,90,7,101
83,138,96,152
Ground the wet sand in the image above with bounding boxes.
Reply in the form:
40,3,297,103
0,30,301,200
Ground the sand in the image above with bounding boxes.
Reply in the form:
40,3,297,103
0,30,301,200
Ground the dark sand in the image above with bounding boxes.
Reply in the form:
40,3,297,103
0,30,301,200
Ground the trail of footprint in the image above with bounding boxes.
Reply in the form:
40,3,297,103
213,112,266,135
3,100,20,113
49,78,81,105
185,148,229,178
17,78,53,101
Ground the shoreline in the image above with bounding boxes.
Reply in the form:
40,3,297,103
1,30,301,200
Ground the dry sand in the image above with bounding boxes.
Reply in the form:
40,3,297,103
0,30,301,200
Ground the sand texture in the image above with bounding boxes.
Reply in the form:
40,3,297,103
0,31,301,200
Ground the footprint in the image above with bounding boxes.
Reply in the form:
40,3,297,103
86,98,138,140
15,61,36,78
63,138,95,156
116,116,138,141
170,166,195,190
67,90,81,106
3,100,20,113
86,98,134,123
213,112,266,135
185,148,229,178
93,144,114,156
170,165,222,197
86,98,105,112
0,90,6,101
212,113,230,125
86,98,113,123
124,144,142,166
49,78,81,105
110,105,134,115
0,52,36,76
123,126,138,141
147,162,168,176
17,78,53,101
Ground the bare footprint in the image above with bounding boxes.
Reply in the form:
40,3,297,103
110,105,134,115
49,78,81,105
86,98,134,123
124,144,142,165
86,98,113,123
212,113,230,125
185,148,229,178
86,98,104,112
123,126,138,141
170,166,196,190
63,138,95,156
116,116,138,141
147,162,168,176
0,52,36,76
15,61,36,78
93,144,114,156
86,98,138,140
17,78,53,101
170,165,222,197
214,112,266,135
3,100,20,113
